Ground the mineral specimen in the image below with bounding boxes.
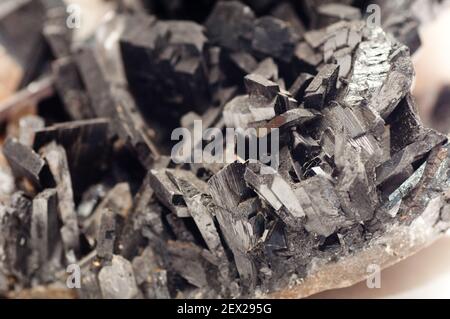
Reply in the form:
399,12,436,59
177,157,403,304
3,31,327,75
0,0,449,300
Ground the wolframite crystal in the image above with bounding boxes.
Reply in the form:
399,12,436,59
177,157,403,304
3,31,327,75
0,0,450,299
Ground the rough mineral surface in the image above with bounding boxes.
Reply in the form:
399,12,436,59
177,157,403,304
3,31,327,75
0,0,449,299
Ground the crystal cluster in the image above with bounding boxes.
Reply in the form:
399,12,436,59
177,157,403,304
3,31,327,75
0,0,449,299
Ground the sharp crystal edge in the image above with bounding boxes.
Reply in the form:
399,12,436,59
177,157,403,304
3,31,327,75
0,0,449,299
40,142,80,262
